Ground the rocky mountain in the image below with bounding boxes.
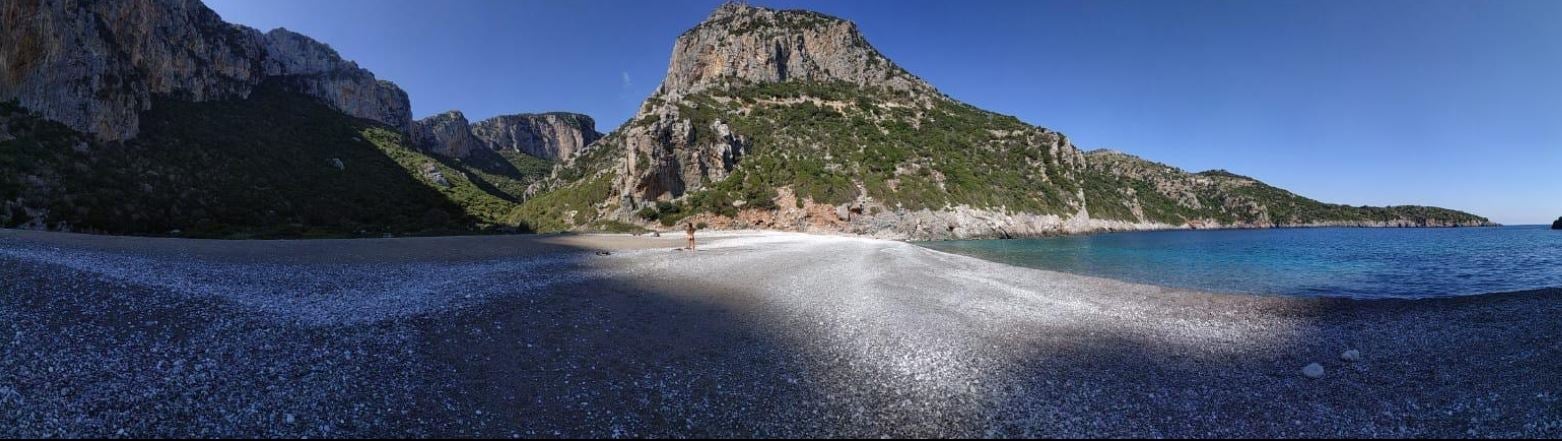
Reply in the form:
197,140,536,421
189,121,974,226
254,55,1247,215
1,0,411,141
470,113,602,161
0,0,1492,239
413,111,482,158
0,0,565,237
510,3,1491,238
0,81,480,237
658,4,933,99
415,111,603,162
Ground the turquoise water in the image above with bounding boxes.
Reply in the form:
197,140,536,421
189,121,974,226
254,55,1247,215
921,226,1562,298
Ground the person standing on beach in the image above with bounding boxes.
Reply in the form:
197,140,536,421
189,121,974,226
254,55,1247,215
685,222,697,251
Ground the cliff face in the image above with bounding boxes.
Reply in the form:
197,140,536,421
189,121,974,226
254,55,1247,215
513,3,1490,238
260,29,413,133
658,3,932,99
412,111,481,158
470,113,602,161
0,0,411,140
410,111,601,161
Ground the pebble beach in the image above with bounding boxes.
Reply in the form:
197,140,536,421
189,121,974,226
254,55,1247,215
1,229,1558,437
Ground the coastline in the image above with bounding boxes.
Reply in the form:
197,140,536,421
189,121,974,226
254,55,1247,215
674,204,1497,241
0,202,1498,242
905,220,1506,243
1,229,1557,436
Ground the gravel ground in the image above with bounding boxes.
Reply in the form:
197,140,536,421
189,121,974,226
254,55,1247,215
1,229,1558,437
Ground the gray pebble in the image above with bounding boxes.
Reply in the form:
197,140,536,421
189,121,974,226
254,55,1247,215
1302,363,1325,379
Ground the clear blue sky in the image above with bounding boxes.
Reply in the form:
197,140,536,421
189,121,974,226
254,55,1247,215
206,0,1561,225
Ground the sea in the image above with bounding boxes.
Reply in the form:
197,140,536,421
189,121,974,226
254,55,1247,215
921,225,1562,299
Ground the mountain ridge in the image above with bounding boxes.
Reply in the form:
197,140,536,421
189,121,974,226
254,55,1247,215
510,3,1491,239
0,0,1493,238
0,0,416,140
0,0,580,236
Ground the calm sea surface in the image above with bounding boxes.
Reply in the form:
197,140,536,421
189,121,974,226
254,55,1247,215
920,225,1562,298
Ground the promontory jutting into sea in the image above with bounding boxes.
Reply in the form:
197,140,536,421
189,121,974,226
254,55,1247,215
0,0,1557,438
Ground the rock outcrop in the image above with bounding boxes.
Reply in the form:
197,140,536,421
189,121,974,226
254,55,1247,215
597,112,750,204
658,2,932,99
1552,217,1561,230
470,113,602,161
260,29,412,133
412,111,481,158
0,0,411,140
410,111,601,161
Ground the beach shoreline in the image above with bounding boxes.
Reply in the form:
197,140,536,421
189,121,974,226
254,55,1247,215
1,229,1558,437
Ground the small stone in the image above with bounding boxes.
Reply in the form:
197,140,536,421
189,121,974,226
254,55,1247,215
1340,349,1361,362
284,413,295,424
1302,362,1325,379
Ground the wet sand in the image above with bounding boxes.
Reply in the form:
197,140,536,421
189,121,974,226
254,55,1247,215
1,229,1557,437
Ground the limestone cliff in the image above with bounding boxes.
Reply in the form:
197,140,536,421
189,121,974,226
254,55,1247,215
260,28,413,133
470,113,602,161
412,111,481,158
0,0,411,140
410,111,601,162
657,2,933,99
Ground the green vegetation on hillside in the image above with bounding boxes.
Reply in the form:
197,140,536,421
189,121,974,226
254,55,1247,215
0,83,541,238
691,81,1077,213
518,78,1487,233
511,79,1089,232
504,173,614,233
1081,152,1490,226
356,127,531,226
1,79,1485,239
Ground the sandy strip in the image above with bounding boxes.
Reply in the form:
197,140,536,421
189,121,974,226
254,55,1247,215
0,229,1558,437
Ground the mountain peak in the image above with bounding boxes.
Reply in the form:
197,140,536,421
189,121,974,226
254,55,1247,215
656,3,932,98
